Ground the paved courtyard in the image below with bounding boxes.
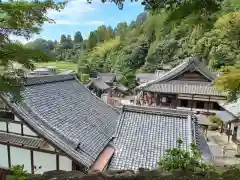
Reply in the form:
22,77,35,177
207,130,240,166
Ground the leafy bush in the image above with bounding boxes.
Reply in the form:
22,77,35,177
209,115,222,125
8,165,27,180
80,73,90,83
158,138,213,172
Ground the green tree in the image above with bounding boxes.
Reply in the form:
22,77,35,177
106,26,115,40
159,138,213,172
0,0,64,99
97,25,108,42
215,67,240,102
87,31,98,49
60,34,67,44
74,31,83,43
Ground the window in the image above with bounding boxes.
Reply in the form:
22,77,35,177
196,101,204,109
180,99,188,107
213,102,221,110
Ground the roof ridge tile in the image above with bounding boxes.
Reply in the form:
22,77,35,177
24,74,76,86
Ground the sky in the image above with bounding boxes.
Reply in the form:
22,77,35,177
15,0,144,43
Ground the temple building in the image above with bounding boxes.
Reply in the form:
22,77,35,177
0,74,211,174
87,73,129,105
135,57,226,113
216,98,240,143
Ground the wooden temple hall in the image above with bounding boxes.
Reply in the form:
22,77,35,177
135,57,226,113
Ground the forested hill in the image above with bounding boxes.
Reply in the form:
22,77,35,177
26,0,240,74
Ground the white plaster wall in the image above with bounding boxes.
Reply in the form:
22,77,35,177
0,144,8,168
23,125,37,136
34,151,56,174
8,123,21,134
0,122,6,131
10,146,31,173
41,143,55,151
59,156,72,171
14,116,21,121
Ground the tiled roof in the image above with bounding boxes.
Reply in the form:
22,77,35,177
0,132,45,148
136,73,158,83
196,114,214,126
136,57,222,96
221,98,240,117
216,110,238,123
140,81,224,96
0,74,120,169
196,127,213,162
147,56,216,84
112,84,128,92
89,78,110,90
109,106,196,171
98,73,116,83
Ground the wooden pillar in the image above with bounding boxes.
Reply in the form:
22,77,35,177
21,124,24,136
56,155,60,170
228,122,232,142
7,144,11,168
191,95,194,111
207,96,211,112
220,121,224,133
31,150,34,174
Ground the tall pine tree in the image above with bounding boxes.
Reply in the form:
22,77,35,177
74,31,83,43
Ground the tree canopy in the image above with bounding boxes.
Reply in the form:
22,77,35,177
2,0,240,101
0,0,65,99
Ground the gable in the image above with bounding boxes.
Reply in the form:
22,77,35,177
173,70,212,82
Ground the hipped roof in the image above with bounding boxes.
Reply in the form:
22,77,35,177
0,74,120,169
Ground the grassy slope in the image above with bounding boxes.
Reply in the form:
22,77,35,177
35,61,77,71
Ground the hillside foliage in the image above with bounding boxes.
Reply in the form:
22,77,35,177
2,0,239,100
27,0,240,74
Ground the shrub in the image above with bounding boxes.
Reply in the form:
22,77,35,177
80,73,90,83
209,115,222,125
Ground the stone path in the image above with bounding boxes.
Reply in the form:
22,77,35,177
207,130,240,166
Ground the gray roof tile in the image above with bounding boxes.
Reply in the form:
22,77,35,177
140,81,224,96
136,57,222,96
89,78,110,90
0,132,45,148
1,74,120,168
136,73,158,83
221,98,240,117
216,111,237,123
109,106,195,171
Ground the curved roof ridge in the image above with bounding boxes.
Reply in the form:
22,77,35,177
138,56,215,89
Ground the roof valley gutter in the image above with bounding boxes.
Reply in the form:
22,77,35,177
113,107,125,138
187,114,194,156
